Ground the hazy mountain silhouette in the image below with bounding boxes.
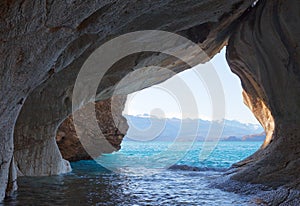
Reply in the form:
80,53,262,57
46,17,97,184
123,115,264,142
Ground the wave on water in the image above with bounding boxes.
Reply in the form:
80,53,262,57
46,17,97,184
168,164,228,172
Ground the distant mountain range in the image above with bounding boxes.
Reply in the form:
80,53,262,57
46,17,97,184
123,115,265,142
222,132,266,142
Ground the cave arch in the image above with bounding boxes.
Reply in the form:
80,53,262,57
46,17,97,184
1,0,299,203
2,0,254,198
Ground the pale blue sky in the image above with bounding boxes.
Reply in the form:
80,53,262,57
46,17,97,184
123,48,259,124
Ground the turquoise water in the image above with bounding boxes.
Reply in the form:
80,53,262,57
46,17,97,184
2,141,262,206
95,141,260,173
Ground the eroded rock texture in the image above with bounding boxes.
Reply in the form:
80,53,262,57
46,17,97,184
56,96,128,162
227,0,300,191
1,0,254,200
5,0,300,203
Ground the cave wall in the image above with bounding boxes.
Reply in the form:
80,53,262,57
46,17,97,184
1,0,300,202
1,0,285,201
227,0,300,187
14,95,128,175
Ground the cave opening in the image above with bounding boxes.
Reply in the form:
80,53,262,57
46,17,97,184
48,47,266,176
21,46,268,205
3,0,300,204
90,47,266,173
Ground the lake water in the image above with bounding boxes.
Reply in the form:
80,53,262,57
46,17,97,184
2,141,262,205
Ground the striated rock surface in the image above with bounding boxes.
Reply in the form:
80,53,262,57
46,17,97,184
1,0,300,203
226,0,300,196
0,0,253,199
56,96,128,162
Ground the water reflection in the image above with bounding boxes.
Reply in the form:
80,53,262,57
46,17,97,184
3,161,135,205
